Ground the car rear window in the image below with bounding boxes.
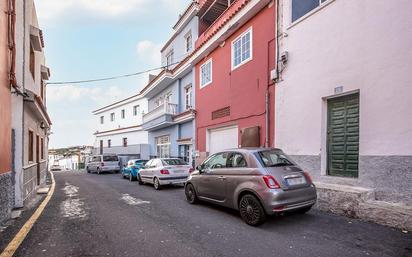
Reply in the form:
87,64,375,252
103,156,118,161
135,160,147,166
163,159,186,166
257,150,294,167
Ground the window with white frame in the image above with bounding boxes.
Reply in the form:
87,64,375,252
200,59,212,88
185,85,192,110
110,113,115,122
100,116,104,124
185,32,192,53
133,105,140,116
156,135,170,158
166,50,174,68
155,97,163,107
121,109,125,119
292,0,328,22
232,28,252,69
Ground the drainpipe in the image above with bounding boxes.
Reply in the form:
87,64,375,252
265,90,269,147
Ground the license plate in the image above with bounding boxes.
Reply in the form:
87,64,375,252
287,177,306,186
173,170,184,173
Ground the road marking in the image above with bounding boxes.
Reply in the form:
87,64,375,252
120,194,150,205
0,172,56,257
60,183,87,220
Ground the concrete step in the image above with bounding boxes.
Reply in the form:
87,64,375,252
314,182,412,230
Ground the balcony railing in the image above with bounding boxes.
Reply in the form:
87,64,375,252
143,102,178,124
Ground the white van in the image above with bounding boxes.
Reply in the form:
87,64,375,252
86,154,120,174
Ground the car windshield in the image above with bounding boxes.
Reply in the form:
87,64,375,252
134,160,147,166
163,159,186,166
258,150,294,167
103,156,118,161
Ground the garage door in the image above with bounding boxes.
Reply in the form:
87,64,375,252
208,126,238,154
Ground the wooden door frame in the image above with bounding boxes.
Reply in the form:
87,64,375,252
36,135,40,185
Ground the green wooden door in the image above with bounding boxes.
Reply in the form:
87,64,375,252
327,94,359,177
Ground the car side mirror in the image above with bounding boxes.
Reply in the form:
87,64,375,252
196,165,203,173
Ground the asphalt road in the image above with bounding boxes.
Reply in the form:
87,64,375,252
11,171,411,257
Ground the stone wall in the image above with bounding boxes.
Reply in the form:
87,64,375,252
291,155,412,206
0,172,14,224
22,161,47,204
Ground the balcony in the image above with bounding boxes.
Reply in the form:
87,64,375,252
196,0,249,48
142,103,178,131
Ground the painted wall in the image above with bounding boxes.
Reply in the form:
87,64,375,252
95,96,148,133
94,130,149,149
161,16,199,68
0,0,11,174
195,4,276,153
276,0,412,203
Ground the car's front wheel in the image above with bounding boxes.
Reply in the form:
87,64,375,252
153,177,161,190
86,167,90,173
129,174,135,182
185,183,198,204
239,194,266,226
137,174,144,185
97,168,101,175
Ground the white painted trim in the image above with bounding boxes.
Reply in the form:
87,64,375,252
199,58,213,89
231,27,253,71
288,0,335,30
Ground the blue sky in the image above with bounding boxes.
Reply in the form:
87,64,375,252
36,0,190,149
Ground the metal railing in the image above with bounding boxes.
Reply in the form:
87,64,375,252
143,102,178,123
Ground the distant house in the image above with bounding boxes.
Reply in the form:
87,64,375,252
140,2,198,165
92,94,150,164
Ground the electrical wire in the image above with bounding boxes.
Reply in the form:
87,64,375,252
45,57,187,86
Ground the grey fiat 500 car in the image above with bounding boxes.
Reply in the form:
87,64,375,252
185,148,317,226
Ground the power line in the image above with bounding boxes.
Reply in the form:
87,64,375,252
45,60,184,86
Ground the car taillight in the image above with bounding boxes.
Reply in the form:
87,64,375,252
263,175,280,189
303,171,312,184
189,168,194,173
160,169,170,174
101,162,105,166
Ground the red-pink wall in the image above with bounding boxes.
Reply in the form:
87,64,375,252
0,0,12,173
195,4,276,152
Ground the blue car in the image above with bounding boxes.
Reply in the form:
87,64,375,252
121,159,148,182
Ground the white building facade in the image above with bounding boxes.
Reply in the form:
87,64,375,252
92,94,150,163
275,0,412,229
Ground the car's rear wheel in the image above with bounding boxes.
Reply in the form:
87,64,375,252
296,206,312,214
138,174,144,185
86,167,90,173
97,168,101,175
185,184,198,204
153,177,161,190
239,194,266,226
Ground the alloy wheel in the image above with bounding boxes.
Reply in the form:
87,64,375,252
239,195,266,226
154,178,161,190
185,184,197,204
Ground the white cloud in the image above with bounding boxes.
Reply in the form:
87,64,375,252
47,84,125,103
136,40,162,68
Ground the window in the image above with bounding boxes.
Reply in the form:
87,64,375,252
156,135,170,158
133,105,140,116
155,97,163,107
123,137,128,147
166,50,174,68
108,139,111,148
165,92,172,103
203,152,229,170
100,116,104,124
99,140,103,154
29,45,35,79
28,131,34,162
200,59,212,88
163,159,186,166
292,0,328,22
41,138,44,160
227,152,247,168
258,150,294,167
232,28,252,69
103,155,118,162
40,80,44,100
110,113,115,122
121,109,125,119
185,85,192,109
185,32,192,52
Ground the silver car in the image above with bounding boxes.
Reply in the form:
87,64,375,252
139,158,194,190
86,154,121,174
185,148,317,226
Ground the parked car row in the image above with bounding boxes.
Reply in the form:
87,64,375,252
86,148,317,226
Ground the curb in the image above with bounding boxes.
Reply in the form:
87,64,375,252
0,172,56,257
